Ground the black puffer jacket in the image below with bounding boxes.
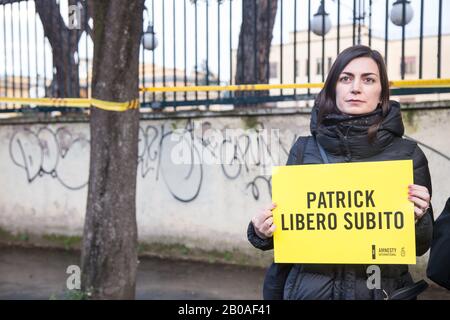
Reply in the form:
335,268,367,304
247,101,433,300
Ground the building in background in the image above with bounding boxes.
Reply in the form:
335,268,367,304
261,24,450,106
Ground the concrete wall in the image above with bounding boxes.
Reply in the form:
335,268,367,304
0,105,449,261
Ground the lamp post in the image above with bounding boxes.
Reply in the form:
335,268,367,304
142,5,158,51
142,6,159,109
311,1,332,82
311,3,332,36
390,0,414,26
142,23,158,51
390,0,414,79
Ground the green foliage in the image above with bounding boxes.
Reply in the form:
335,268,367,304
242,116,259,129
64,290,89,300
402,110,419,133
18,233,29,242
0,227,29,242
42,234,82,250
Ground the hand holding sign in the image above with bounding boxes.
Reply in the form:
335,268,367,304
408,184,431,220
252,202,277,239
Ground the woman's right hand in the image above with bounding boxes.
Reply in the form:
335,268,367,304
251,202,277,239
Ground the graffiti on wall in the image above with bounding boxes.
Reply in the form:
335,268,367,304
9,120,297,201
10,121,449,203
9,127,90,190
137,120,296,202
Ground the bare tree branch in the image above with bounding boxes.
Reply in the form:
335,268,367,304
2,0,93,97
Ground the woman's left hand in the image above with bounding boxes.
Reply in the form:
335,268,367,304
408,184,431,220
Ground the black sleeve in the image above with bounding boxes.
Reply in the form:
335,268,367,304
247,137,308,251
412,144,434,256
247,221,274,251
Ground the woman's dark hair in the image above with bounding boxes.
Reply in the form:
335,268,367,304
315,45,390,143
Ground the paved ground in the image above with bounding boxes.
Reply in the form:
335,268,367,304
1,246,449,300
0,246,265,300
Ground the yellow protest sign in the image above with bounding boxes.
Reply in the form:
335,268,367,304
272,160,415,264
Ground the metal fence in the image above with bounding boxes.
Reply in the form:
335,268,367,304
0,0,449,113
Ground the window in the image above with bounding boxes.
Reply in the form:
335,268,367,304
402,56,416,75
328,57,333,73
316,58,322,75
269,62,278,79
295,60,300,78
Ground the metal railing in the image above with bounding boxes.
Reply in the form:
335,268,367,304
0,0,449,113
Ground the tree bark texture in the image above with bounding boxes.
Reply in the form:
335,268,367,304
81,0,144,300
235,0,278,106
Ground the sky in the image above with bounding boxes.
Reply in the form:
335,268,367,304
0,0,448,92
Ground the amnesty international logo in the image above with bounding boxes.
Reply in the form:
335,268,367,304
370,244,401,259
378,247,397,257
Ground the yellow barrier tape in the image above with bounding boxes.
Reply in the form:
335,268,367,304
90,98,140,112
1,78,449,109
0,97,140,112
140,82,324,92
0,97,90,107
390,78,450,88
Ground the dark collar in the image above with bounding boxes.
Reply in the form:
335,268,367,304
310,101,404,160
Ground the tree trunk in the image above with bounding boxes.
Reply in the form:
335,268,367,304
81,0,144,300
235,0,278,107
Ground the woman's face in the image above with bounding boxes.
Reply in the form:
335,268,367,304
335,57,382,115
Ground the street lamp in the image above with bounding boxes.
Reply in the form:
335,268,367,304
311,3,332,36
390,0,414,26
142,6,158,51
143,23,158,51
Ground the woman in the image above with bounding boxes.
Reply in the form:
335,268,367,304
247,45,433,300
